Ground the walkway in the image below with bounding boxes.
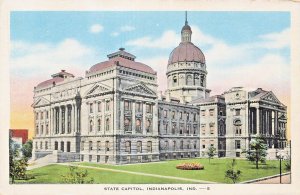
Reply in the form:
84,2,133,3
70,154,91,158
60,163,217,184
253,174,291,184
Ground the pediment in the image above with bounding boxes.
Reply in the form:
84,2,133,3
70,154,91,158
32,97,50,107
260,91,281,105
124,83,156,97
85,83,111,97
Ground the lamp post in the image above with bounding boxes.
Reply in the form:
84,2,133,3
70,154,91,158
276,149,284,184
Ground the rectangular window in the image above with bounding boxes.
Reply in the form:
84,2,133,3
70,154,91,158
124,100,131,111
97,155,100,162
236,152,240,157
137,141,142,153
89,141,93,151
209,109,214,116
97,141,101,152
193,113,196,121
98,102,101,112
201,124,206,135
106,101,110,111
164,110,168,118
235,109,241,116
201,110,205,116
45,141,48,150
146,104,152,113
136,102,142,112
180,112,183,119
235,140,241,149
46,111,49,119
90,103,93,113
125,141,131,153
105,141,109,152
172,111,175,119
147,141,152,153
210,124,214,135
81,141,84,151
179,124,183,135
186,113,190,121
89,155,92,162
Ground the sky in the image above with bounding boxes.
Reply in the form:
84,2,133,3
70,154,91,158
10,11,291,139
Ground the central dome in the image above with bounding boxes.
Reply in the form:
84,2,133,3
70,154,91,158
168,42,205,65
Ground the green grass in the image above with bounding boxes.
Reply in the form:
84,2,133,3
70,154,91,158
15,164,194,184
15,158,288,184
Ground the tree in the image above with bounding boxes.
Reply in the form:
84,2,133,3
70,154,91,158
9,137,29,183
61,166,94,184
206,146,217,164
21,140,33,158
225,159,242,184
244,136,268,169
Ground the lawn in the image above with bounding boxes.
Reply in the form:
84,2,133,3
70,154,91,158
15,158,288,184
15,164,194,184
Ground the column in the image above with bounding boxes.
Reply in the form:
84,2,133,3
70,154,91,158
142,103,146,134
256,107,260,135
64,106,67,134
274,111,278,135
132,101,136,134
74,104,77,134
120,100,124,134
94,101,97,135
101,100,105,134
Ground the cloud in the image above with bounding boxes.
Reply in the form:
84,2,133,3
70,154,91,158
90,24,104,33
11,39,99,77
120,25,135,32
126,30,179,49
257,28,290,49
111,32,120,37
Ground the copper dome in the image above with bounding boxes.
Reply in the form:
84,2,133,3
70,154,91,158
168,42,206,65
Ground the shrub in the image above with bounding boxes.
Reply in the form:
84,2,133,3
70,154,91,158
176,162,204,170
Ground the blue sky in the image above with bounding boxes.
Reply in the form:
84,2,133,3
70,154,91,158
10,11,290,102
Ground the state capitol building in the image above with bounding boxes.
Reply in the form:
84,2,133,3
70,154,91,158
32,16,287,164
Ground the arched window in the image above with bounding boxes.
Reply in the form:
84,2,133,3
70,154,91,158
186,75,193,85
172,76,178,87
234,119,242,135
90,120,93,132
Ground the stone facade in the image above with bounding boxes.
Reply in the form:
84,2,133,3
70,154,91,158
32,16,287,164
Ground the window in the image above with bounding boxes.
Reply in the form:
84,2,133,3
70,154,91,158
187,125,191,134
81,141,84,151
97,102,102,112
105,141,109,152
137,141,142,153
234,119,242,135
136,119,142,133
164,110,168,118
186,113,190,121
36,125,39,135
46,124,49,135
193,125,197,135
97,155,100,162
106,101,110,111
164,140,169,150
236,152,240,157
67,107,71,133
45,141,48,150
89,155,92,162
201,110,205,116
125,141,131,153
41,125,44,134
209,123,214,135
202,144,205,149
235,109,241,116
89,141,93,151
124,100,131,111
180,112,183,119
179,124,183,135
173,76,177,86
46,111,49,119
164,123,168,134
201,124,206,135
90,103,93,113
146,119,151,132
193,113,197,121
61,107,65,134
55,141,58,150
36,112,39,120
172,123,176,134
97,118,101,131
209,109,214,116
106,118,110,131
171,111,175,119
187,75,193,85
187,141,190,149
194,142,197,149
235,140,241,149
173,141,176,150
124,118,131,131
180,140,184,150
136,102,142,112
146,104,152,113
40,141,43,149
147,141,152,153
97,141,101,152
90,120,93,132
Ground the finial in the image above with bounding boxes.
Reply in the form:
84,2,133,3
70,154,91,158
185,11,188,25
